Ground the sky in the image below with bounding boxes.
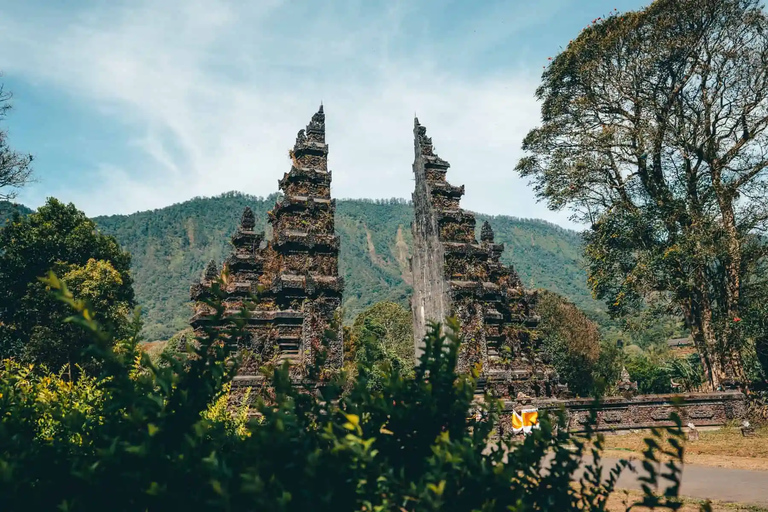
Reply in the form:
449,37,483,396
0,0,648,228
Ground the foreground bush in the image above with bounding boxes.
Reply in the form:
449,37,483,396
0,276,693,511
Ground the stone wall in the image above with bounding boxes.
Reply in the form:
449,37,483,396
410,119,451,359
497,392,747,436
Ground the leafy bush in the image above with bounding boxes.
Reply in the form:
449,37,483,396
537,291,618,396
663,354,706,393
0,198,135,371
0,276,694,511
348,301,415,391
625,353,673,395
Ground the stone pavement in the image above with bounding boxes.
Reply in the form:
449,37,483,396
602,457,768,506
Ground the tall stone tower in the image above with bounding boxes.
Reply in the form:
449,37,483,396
268,104,344,372
190,105,343,387
410,118,562,398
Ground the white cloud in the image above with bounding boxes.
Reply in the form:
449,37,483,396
0,0,577,228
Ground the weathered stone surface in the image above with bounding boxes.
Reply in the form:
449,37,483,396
409,118,562,399
496,391,746,435
190,105,343,386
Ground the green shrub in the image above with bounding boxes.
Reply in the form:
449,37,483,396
0,275,694,511
0,198,135,371
348,301,415,391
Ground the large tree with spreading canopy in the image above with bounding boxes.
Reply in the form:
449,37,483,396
517,0,768,388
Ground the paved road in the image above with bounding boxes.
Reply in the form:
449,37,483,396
602,457,768,506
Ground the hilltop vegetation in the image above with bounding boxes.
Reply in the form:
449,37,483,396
89,192,598,340
0,201,32,226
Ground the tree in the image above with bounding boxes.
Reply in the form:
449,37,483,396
739,277,768,381
0,79,33,200
349,301,415,390
536,290,607,395
0,198,134,369
517,0,768,389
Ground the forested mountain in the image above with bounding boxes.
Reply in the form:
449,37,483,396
0,202,33,226
3,194,599,340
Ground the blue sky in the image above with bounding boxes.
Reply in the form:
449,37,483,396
0,0,648,227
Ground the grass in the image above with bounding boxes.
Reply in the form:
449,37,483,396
602,425,768,471
606,489,768,512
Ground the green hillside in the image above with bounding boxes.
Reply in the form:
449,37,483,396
89,192,598,340
0,202,33,227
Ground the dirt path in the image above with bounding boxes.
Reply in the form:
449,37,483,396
602,457,768,506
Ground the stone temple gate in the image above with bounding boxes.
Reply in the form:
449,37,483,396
406,117,745,434
409,117,565,399
191,105,343,389
191,107,746,432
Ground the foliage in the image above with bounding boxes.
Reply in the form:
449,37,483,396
0,275,695,511
739,278,768,382
0,200,31,227
593,339,623,395
536,290,607,396
201,382,251,440
0,273,241,510
517,0,768,389
0,198,135,370
663,354,706,393
160,328,196,364
87,192,603,340
621,312,686,351
0,80,33,201
0,359,107,446
626,353,674,395
624,347,705,394
348,301,414,391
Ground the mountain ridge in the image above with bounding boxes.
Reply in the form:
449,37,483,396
1,194,601,340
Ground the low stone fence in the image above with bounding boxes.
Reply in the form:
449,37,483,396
497,391,746,436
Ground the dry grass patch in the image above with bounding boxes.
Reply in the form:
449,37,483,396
601,426,768,471
606,489,768,512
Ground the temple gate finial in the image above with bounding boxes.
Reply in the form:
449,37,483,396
203,259,219,281
305,104,325,143
240,206,256,230
481,220,495,243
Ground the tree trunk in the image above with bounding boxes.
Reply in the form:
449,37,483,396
689,323,713,390
714,176,746,386
700,301,727,390
683,298,719,391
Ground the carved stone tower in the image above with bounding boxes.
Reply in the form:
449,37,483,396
190,105,343,388
268,104,344,372
409,118,562,398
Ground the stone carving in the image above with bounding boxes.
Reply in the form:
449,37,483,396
190,105,343,391
409,118,562,399
616,366,638,398
240,206,256,230
517,391,746,433
741,420,756,437
689,407,715,419
574,413,592,426
204,259,219,282
480,220,494,243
